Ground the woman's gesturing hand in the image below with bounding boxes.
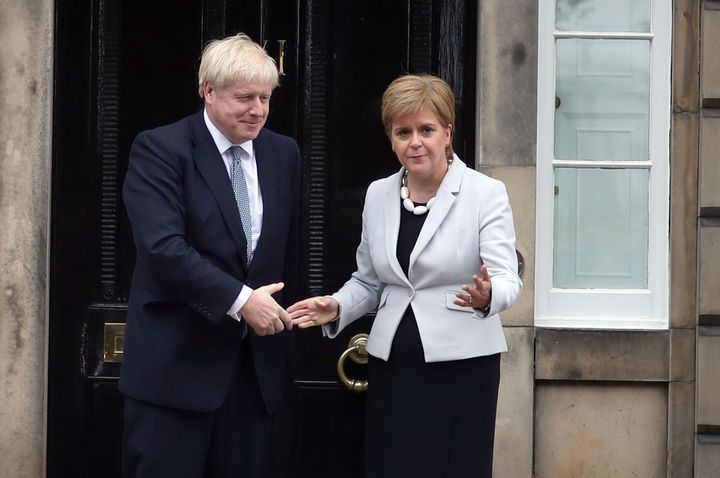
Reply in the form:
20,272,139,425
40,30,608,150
288,296,340,328
454,264,492,309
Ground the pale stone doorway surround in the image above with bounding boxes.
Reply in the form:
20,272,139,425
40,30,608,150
0,1,54,477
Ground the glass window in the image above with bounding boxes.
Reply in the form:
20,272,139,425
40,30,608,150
556,0,651,33
555,39,650,162
553,168,649,289
535,0,670,329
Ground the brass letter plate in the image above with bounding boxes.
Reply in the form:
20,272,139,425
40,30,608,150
103,323,126,363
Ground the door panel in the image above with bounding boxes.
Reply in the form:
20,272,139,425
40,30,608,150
49,1,475,476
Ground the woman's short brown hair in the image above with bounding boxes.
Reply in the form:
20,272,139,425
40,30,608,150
381,74,456,158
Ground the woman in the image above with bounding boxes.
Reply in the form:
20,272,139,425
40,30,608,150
288,74,521,477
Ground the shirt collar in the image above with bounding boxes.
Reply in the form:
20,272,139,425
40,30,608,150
203,108,254,158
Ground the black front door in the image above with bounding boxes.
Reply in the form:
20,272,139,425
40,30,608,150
48,1,475,476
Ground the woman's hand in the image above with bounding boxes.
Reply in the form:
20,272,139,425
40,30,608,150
288,296,340,328
454,264,492,309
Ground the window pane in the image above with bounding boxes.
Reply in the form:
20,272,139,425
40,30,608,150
555,39,650,161
556,0,651,32
553,168,648,289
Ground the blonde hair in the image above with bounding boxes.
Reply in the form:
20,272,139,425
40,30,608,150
198,33,279,97
381,74,455,158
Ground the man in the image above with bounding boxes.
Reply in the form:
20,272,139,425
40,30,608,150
120,33,300,477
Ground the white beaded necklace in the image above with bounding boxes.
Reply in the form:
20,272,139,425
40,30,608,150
399,158,452,216
400,170,434,215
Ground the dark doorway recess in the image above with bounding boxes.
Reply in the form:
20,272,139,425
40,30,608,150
49,1,476,476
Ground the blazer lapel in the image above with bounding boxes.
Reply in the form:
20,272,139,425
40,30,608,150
190,112,250,269
409,158,465,271
384,169,411,285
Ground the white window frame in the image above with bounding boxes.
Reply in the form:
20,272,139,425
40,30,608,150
535,0,671,329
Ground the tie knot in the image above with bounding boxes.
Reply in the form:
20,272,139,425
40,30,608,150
230,145,246,162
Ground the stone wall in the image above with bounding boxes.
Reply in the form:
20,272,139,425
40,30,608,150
696,1,720,475
476,0,537,475
0,1,54,477
479,0,703,476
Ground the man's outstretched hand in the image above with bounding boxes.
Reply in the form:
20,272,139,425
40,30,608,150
241,282,292,336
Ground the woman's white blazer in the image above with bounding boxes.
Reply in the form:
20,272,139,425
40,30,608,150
325,157,522,362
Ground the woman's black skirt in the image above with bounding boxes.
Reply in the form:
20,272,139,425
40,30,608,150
365,307,501,478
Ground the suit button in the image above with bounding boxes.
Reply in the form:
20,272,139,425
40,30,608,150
408,291,413,298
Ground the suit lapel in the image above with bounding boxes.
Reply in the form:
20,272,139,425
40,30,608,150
409,158,465,271
384,169,412,286
250,131,276,271
190,112,250,269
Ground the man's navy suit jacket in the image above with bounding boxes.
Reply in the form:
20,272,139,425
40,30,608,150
120,110,300,414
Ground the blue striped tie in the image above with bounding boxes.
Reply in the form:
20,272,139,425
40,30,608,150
230,146,253,265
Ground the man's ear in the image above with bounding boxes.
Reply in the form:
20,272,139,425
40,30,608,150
203,82,215,101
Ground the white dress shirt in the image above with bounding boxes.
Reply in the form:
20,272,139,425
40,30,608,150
203,109,263,320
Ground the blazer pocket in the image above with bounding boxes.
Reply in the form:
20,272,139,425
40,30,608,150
445,291,488,319
445,291,471,313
